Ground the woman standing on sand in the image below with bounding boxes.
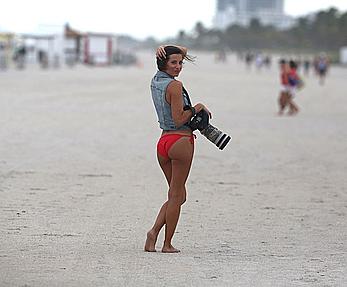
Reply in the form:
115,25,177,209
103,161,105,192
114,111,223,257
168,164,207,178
144,45,211,253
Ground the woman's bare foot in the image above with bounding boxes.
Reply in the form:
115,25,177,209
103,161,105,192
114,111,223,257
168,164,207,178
144,230,157,252
162,244,180,253
288,109,299,116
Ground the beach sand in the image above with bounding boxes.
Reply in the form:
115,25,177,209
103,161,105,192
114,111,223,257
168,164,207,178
1,51,346,286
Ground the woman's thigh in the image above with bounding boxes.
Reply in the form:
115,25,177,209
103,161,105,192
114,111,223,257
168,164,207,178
157,153,172,186
168,137,194,189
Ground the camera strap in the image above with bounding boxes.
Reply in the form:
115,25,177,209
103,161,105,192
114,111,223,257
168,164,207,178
182,86,192,107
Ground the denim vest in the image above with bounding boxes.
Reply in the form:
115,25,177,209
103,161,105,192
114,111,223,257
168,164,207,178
151,71,191,131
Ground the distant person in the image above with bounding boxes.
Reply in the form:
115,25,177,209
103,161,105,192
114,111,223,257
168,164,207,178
14,45,26,69
0,43,7,70
145,45,211,253
278,59,290,115
315,53,330,85
245,52,254,70
287,60,303,115
38,50,48,69
255,53,263,71
303,59,311,76
215,48,227,63
264,55,272,69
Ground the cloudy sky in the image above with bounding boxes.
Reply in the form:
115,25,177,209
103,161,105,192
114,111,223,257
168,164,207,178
1,0,347,39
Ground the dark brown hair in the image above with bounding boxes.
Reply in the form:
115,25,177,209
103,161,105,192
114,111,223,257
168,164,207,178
156,46,194,71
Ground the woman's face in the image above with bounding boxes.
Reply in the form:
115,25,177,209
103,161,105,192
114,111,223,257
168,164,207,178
164,54,183,77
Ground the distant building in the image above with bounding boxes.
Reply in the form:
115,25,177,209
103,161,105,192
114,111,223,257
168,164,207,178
340,47,347,65
0,33,14,69
214,0,295,30
0,24,140,69
81,32,116,65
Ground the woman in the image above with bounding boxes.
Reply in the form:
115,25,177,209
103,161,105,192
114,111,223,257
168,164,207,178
145,45,211,253
287,60,302,115
278,59,290,115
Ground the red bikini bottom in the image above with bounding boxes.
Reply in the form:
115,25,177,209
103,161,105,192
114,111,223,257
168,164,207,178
157,133,195,159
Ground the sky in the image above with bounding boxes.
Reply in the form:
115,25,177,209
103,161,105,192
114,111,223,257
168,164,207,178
1,0,347,40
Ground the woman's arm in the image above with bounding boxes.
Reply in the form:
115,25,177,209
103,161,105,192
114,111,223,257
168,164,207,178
156,45,187,59
167,81,211,127
166,81,193,127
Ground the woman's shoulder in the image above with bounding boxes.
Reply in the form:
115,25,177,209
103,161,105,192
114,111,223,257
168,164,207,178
167,80,183,95
167,79,182,89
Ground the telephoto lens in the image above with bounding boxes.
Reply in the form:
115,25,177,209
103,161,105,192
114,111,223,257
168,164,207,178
200,124,231,150
186,108,232,150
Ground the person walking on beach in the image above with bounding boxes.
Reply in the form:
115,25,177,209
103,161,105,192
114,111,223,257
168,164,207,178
287,60,304,115
303,59,311,76
278,59,303,116
278,59,290,115
314,53,330,85
145,45,211,253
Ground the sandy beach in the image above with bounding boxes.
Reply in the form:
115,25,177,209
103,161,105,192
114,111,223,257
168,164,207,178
1,51,346,286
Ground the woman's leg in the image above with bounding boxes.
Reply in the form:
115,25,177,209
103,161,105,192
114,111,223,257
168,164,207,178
162,137,194,253
144,155,172,252
145,136,194,252
278,92,288,115
288,98,299,115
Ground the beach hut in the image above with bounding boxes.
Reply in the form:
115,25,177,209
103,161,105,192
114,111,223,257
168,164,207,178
81,32,115,66
20,34,58,67
64,24,83,66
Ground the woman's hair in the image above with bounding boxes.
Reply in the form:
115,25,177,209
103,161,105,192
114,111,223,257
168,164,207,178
156,46,194,71
289,60,297,69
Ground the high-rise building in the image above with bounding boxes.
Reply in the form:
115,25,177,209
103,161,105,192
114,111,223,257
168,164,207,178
214,0,294,30
217,0,240,12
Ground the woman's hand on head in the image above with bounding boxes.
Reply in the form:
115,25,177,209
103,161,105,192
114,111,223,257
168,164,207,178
156,45,166,59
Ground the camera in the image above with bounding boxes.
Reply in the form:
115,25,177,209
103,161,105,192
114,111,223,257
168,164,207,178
186,108,231,150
